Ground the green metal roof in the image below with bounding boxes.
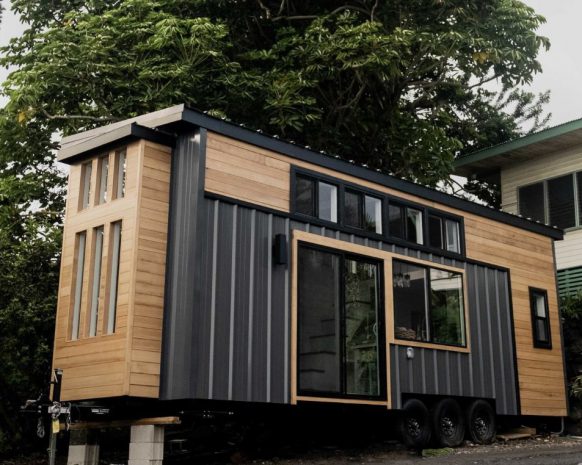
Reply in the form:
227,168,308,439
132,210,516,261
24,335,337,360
455,117,582,170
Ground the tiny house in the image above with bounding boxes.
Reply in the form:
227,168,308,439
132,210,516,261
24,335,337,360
53,105,567,451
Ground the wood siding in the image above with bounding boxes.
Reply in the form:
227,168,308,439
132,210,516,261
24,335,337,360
205,131,567,417
52,140,171,401
500,143,582,270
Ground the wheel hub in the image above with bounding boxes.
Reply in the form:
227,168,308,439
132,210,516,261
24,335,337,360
407,417,421,438
473,416,488,437
441,416,456,437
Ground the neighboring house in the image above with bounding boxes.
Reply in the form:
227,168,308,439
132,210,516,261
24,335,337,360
51,105,566,462
455,119,582,297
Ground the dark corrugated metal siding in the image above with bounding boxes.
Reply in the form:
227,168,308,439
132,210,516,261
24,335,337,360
160,136,518,414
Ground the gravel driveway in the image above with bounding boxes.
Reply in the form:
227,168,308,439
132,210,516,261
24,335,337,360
247,436,582,465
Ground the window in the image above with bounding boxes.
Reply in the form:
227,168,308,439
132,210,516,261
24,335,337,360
97,155,109,204
107,221,122,334
344,189,382,234
388,202,423,245
292,171,467,256
294,174,338,223
530,288,551,349
80,161,93,209
548,175,575,229
298,245,382,398
519,182,545,223
518,171,582,230
114,149,127,199
428,214,461,254
393,260,466,347
71,231,87,340
88,227,104,337
319,182,338,222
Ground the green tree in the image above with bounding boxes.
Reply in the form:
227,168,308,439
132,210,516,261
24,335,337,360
0,0,550,453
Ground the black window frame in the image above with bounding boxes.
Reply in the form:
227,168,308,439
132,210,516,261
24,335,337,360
296,241,387,401
291,167,466,259
343,187,383,235
292,172,339,224
427,212,462,254
518,170,582,231
529,287,552,349
392,258,467,349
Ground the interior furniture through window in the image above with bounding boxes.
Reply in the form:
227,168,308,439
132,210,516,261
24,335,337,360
393,259,466,347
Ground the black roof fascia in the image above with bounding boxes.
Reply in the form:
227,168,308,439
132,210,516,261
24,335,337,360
58,123,176,164
179,108,562,240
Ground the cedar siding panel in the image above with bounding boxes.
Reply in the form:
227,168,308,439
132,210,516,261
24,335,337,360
52,140,171,401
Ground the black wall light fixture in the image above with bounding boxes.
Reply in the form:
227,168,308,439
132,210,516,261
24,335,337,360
274,234,288,265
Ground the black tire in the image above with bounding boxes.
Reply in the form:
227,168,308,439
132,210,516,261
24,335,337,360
431,398,465,448
399,398,432,449
466,400,496,444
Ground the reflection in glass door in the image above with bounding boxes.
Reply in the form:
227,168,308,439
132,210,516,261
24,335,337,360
345,258,380,396
297,244,383,399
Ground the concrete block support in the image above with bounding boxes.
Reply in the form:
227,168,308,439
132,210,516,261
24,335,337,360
67,430,99,465
129,425,165,465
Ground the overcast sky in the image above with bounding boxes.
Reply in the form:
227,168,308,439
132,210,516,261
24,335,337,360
1,1,581,126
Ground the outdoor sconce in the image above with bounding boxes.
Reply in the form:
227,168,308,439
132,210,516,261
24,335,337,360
273,234,288,265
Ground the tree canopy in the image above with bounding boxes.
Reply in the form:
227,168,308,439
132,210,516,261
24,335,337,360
4,0,550,184
0,0,551,454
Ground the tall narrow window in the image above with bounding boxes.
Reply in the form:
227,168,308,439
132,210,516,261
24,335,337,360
548,174,575,229
445,220,461,253
530,288,551,349
364,195,382,234
297,245,383,398
295,175,315,217
80,161,93,209
519,182,545,223
406,208,423,245
428,215,443,249
88,227,104,337
107,221,122,334
318,182,337,222
97,155,109,204
115,149,127,199
71,232,87,340
430,269,465,346
388,204,404,239
393,261,428,341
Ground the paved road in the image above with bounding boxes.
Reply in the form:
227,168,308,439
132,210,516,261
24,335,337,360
254,438,582,465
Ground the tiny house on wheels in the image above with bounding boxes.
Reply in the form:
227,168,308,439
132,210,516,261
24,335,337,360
52,105,567,461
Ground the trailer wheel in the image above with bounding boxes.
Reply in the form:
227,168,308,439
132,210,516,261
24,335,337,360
466,400,496,444
431,398,465,447
399,399,431,449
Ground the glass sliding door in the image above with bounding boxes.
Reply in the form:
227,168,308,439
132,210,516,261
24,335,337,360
298,247,341,393
297,244,384,399
345,258,381,396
